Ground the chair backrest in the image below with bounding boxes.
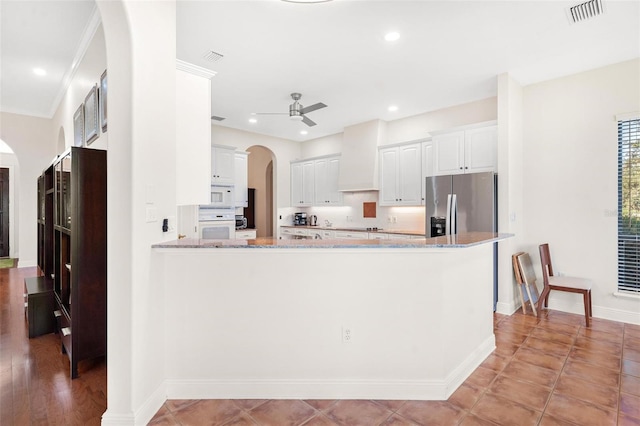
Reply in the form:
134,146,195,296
539,243,554,286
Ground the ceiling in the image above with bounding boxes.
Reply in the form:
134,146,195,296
2,1,639,142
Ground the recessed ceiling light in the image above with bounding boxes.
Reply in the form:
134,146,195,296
384,32,400,42
388,105,399,112
300,130,308,135
33,68,47,76
249,118,257,124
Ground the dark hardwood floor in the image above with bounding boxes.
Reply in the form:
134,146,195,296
0,266,106,425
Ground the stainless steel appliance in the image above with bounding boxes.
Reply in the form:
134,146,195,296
235,215,248,229
294,212,307,226
425,172,497,237
210,185,235,208
198,207,236,239
425,171,498,310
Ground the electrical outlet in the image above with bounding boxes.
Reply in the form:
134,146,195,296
392,216,397,223
387,216,392,223
342,326,352,343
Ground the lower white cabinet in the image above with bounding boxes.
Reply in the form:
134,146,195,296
235,229,256,239
334,230,369,240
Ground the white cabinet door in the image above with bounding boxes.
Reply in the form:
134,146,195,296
234,152,248,207
434,131,465,176
379,147,399,205
212,146,235,185
314,158,329,205
398,143,422,205
379,143,421,206
334,231,369,239
235,229,256,239
421,141,433,205
368,233,389,240
291,160,315,206
326,156,343,205
465,126,497,173
177,205,199,239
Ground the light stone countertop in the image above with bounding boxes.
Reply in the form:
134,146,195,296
152,232,512,249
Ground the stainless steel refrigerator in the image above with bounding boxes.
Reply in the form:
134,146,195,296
425,171,498,310
425,172,497,238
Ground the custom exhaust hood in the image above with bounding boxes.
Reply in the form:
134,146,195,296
338,119,387,192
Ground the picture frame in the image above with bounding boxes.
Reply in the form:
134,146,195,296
99,70,107,132
73,104,84,147
84,85,99,145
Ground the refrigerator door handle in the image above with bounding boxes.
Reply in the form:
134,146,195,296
451,193,457,235
446,194,452,235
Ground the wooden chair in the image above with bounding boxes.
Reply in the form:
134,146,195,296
538,243,592,327
512,252,540,316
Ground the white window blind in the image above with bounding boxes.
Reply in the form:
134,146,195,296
618,118,640,293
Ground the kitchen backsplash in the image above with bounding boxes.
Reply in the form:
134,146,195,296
278,191,426,233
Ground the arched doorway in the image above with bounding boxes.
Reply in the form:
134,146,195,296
247,145,275,237
0,139,17,259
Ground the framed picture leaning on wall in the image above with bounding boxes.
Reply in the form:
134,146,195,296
99,70,107,132
84,85,99,145
73,104,84,147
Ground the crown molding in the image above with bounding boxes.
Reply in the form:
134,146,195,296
176,60,217,80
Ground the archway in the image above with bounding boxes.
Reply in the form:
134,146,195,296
0,139,18,259
247,145,275,237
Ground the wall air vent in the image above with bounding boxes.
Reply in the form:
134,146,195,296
211,115,226,121
567,0,604,23
203,50,224,62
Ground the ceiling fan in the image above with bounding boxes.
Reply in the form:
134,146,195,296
253,93,327,127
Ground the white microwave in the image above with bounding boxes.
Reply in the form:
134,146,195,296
210,185,234,208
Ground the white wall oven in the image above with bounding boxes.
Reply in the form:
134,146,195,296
198,208,236,240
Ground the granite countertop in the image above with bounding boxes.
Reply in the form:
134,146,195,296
153,232,512,249
281,225,425,237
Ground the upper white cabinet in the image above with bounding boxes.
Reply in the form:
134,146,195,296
314,156,343,205
421,140,433,204
176,62,215,205
433,125,497,176
379,142,422,206
291,160,315,206
291,155,342,207
234,151,249,207
211,145,235,185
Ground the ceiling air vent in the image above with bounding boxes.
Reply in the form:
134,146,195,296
211,115,226,122
203,50,224,62
567,0,604,23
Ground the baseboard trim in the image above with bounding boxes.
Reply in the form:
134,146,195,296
100,410,135,426
165,335,495,401
17,259,36,268
495,300,518,315
134,383,167,425
547,300,640,325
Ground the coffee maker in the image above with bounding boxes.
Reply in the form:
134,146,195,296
294,212,307,226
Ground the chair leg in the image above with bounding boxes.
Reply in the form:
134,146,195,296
537,288,549,314
588,290,593,318
583,291,590,327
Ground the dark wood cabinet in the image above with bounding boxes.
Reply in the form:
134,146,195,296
24,276,55,338
38,147,107,379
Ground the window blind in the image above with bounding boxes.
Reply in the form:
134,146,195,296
618,118,640,293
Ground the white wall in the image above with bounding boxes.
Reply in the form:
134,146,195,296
0,112,54,266
522,58,640,323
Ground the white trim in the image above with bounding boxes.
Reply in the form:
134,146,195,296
615,112,640,121
495,300,519,315
164,335,495,401
613,291,640,300
17,259,36,268
99,410,135,426
47,5,102,118
547,299,640,326
428,120,497,137
176,60,217,79
132,382,167,426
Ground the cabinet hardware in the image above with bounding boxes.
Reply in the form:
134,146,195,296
54,310,61,318
61,327,71,337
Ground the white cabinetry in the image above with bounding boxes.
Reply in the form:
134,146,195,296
211,145,236,185
176,62,214,205
234,152,248,207
421,140,433,205
433,125,496,176
314,156,342,205
334,230,369,240
379,142,422,206
290,160,315,206
235,229,256,239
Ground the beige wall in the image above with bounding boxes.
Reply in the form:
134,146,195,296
522,58,640,322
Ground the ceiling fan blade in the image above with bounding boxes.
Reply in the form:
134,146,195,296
300,102,327,115
301,115,317,127
252,112,289,115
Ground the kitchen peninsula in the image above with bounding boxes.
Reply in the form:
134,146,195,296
153,232,509,401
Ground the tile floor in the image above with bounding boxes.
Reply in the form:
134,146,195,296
149,309,640,426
